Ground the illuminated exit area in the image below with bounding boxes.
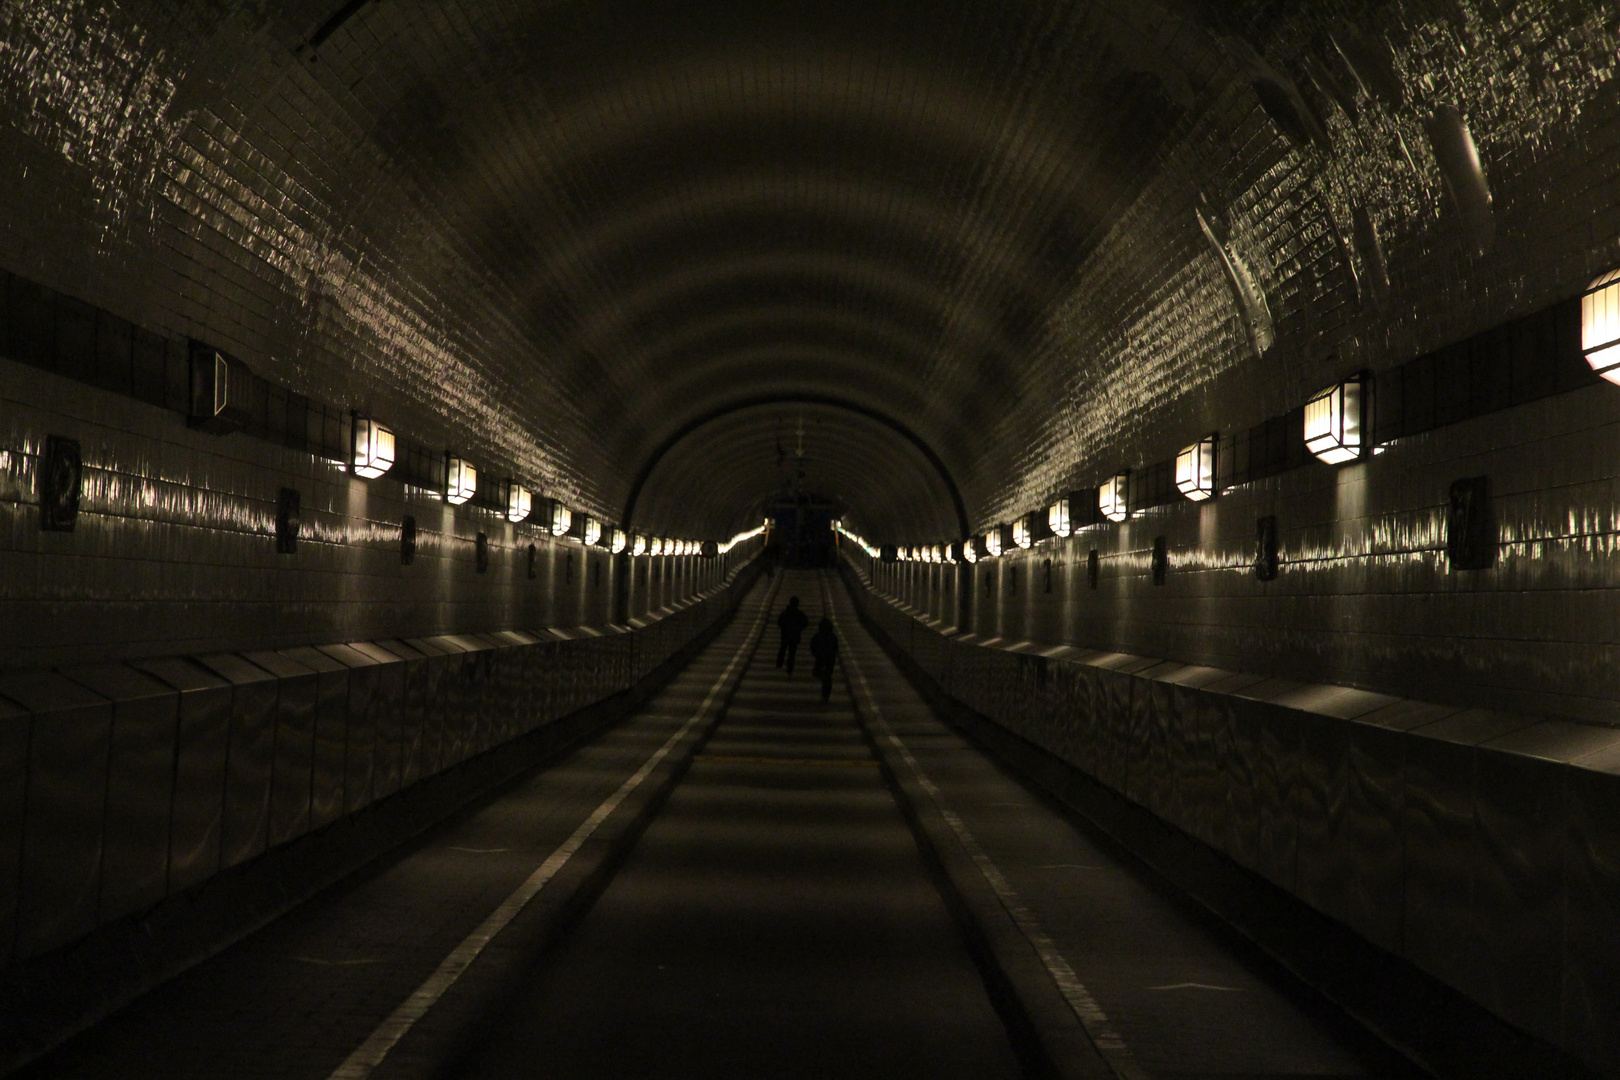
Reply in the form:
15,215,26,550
3,2,1620,1079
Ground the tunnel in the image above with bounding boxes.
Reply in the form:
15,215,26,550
2,0,1620,1076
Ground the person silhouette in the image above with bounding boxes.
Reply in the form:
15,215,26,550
775,596,810,675
809,617,838,702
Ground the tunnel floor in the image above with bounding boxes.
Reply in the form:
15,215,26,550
22,571,1422,1080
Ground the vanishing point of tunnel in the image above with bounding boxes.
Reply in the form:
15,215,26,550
3,2,1620,1078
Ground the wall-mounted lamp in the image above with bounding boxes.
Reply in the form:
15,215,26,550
445,455,476,505
1099,471,1130,522
507,483,531,523
984,528,1004,557
1012,519,1032,549
543,499,572,537
580,515,601,546
1175,435,1218,501
1582,269,1620,382
1304,376,1367,464
352,416,396,479
632,534,647,556
1047,489,1100,537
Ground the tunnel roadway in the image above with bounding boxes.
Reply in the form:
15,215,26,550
22,571,1421,1080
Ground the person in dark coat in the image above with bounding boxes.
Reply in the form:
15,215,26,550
809,617,839,702
775,596,810,675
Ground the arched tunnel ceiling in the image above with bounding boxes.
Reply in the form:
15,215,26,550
3,0,1617,540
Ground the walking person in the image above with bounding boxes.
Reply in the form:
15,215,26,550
775,596,810,675
809,617,839,702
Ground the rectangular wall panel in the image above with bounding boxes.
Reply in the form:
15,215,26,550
59,664,179,926
376,641,428,790
0,696,31,966
279,647,350,830
195,654,278,870
317,645,380,815
0,673,112,959
243,651,317,849
136,658,231,895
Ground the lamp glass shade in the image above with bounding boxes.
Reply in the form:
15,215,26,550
632,535,647,556
550,503,572,537
507,484,531,523
352,419,395,479
1099,473,1129,522
445,456,476,504
611,529,627,553
1049,500,1071,537
584,518,602,546
1304,379,1364,464
1175,436,1217,501
1013,519,1032,548
1584,270,1620,382
985,530,1003,557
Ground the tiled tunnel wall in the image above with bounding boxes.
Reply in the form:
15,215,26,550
866,376,1620,728
1,359,754,669
843,558,1620,1077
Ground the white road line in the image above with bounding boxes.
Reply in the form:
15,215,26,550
327,583,776,1080
821,576,1148,1080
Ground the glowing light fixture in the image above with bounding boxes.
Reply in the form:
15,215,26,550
445,455,476,505
1304,377,1366,464
958,539,979,564
1013,518,1033,549
1048,499,1070,537
611,529,627,553
1583,269,1620,382
633,534,648,556
1175,435,1218,501
548,501,572,537
985,529,1004,557
351,417,396,479
584,517,602,547
1099,471,1130,522
506,483,531,523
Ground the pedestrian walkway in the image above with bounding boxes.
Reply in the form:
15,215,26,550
445,571,1024,1079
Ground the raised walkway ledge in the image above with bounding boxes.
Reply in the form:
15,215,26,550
0,559,764,1075
841,559,1620,1080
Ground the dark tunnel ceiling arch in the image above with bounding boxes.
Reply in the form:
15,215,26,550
292,0,1205,529
632,412,959,543
622,396,970,540
635,418,956,542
